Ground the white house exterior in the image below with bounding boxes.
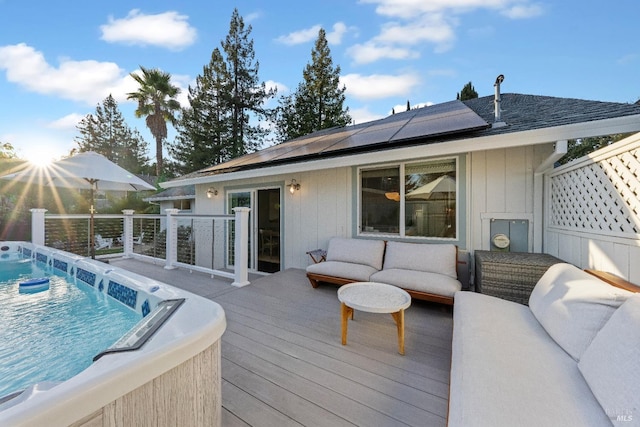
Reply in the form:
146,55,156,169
162,92,640,282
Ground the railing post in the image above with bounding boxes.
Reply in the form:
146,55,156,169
232,207,250,287
30,208,47,246
122,210,134,258
165,209,180,270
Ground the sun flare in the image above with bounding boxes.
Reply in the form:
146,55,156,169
25,150,55,168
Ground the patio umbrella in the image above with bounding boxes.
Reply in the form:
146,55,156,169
405,175,456,200
0,151,155,258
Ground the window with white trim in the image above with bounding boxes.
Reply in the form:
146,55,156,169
359,158,457,239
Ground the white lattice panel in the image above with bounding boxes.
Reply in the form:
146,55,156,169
550,147,640,237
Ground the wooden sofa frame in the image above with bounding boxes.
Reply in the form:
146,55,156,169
307,244,465,306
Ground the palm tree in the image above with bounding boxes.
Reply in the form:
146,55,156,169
127,66,181,176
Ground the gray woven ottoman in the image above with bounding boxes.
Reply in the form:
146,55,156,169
474,251,564,305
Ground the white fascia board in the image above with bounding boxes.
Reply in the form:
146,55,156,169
162,114,640,188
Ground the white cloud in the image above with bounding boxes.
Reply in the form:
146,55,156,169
0,43,131,105
347,42,418,64
501,3,544,19
374,14,457,52
276,22,353,46
265,80,288,96
360,0,517,18
341,73,421,100
276,25,322,45
352,0,543,63
166,73,194,108
100,9,197,50
391,101,434,113
48,113,85,130
326,22,350,45
349,106,385,125
245,12,261,23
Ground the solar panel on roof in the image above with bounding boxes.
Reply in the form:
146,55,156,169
390,100,488,142
320,116,412,153
196,99,488,175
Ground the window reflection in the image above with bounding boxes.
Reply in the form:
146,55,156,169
360,159,457,239
360,167,400,234
405,160,456,238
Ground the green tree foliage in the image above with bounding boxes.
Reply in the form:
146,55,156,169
171,48,232,173
0,141,18,159
75,95,150,174
457,82,478,101
221,8,276,157
173,8,275,173
127,66,181,177
559,134,631,165
276,28,351,141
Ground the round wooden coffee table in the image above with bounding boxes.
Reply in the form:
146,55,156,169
337,282,412,355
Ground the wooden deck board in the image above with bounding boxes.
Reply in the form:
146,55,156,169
223,302,451,397
110,260,453,427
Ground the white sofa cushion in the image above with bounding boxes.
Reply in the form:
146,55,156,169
578,295,640,423
325,237,385,270
370,269,461,297
448,291,611,427
528,263,632,361
383,241,457,279
306,261,378,282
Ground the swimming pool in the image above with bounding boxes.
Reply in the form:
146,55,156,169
0,256,141,398
0,242,226,426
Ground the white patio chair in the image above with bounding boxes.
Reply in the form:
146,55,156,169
133,232,145,245
94,234,113,250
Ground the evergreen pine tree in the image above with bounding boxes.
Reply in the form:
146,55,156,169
276,28,351,142
457,82,478,100
559,134,631,165
222,8,276,158
75,95,150,174
172,48,232,173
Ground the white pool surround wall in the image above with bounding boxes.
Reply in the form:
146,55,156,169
0,242,225,427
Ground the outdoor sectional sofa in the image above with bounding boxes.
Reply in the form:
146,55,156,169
448,262,640,426
305,237,462,305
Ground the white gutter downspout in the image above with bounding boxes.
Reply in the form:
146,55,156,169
533,140,568,252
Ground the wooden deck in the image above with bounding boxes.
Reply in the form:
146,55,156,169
110,259,453,427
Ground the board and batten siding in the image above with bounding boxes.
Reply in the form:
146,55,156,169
469,143,555,253
196,167,352,270
286,167,352,269
195,144,561,272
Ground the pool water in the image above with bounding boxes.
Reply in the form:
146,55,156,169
0,258,141,398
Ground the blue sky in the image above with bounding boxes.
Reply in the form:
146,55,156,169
0,0,638,164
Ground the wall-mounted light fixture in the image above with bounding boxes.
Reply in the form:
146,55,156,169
287,179,300,194
207,187,218,198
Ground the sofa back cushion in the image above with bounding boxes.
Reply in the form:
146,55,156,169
326,237,386,270
529,263,633,361
383,241,457,279
578,295,640,423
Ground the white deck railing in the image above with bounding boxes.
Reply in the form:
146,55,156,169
31,207,251,287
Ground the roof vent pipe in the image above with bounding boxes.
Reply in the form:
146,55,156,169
493,74,506,128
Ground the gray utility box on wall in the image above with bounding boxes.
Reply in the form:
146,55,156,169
490,219,529,252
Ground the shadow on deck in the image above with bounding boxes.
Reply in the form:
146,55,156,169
110,258,453,427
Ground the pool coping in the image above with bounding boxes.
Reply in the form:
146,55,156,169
0,241,226,426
